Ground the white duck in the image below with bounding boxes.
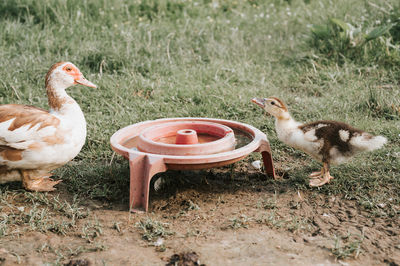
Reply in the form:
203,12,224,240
0,62,96,191
252,97,387,187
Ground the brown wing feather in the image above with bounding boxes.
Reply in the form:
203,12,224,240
299,120,364,162
0,145,23,161
0,104,60,131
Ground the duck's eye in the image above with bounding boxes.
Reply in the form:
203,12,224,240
271,101,275,105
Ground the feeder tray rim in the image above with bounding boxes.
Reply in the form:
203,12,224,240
110,117,268,162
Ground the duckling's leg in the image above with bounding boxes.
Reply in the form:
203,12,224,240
309,162,334,187
22,170,62,192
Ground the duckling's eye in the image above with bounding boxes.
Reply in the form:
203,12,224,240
270,101,275,105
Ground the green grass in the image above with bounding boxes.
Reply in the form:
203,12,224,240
227,214,252,229
0,0,399,222
135,217,173,241
331,233,364,260
0,191,88,237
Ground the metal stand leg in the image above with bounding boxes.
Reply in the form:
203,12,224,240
128,153,167,212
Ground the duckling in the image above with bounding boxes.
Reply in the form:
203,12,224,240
0,62,96,191
252,97,387,186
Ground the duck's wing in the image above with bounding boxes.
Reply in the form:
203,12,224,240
297,121,332,143
0,104,60,153
300,120,362,141
298,120,386,163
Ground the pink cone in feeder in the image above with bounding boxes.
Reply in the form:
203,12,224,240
175,129,198,144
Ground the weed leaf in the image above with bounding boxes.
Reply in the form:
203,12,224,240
365,24,394,42
311,25,331,39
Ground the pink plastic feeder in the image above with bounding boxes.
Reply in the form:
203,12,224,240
110,118,276,212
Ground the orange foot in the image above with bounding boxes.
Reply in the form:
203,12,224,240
25,177,62,192
309,172,334,187
22,171,62,192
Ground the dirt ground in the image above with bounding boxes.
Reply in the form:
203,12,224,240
0,164,399,266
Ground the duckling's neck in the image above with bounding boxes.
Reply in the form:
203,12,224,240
275,115,299,129
274,112,301,142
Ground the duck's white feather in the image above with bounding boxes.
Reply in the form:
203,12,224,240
349,134,387,152
0,118,57,149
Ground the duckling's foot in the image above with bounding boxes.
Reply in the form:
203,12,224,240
22,171,62,192
308,171,322,179
309,171,334,187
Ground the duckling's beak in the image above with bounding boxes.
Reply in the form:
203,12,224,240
251,97,266,108
75,76,97,88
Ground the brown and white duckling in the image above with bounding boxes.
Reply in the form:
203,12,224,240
0,62,96,191
252,97,387,187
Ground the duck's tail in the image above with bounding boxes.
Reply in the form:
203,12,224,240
350,133,387,152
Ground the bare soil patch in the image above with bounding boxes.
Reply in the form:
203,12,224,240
1,164,399,265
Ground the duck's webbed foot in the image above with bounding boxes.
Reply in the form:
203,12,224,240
22,170,62,192
309,163,334,187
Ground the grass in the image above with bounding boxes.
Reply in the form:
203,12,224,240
309,3,400,67
0,0,399,262
227,214,252,229
0,190,89,237
81,218,103,243
38,243,105,265
135,217,173,241
255,210,313,233
257,192,278,209
331,233,364,260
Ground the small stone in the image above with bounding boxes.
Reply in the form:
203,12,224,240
154,237,164,247
154,177,163,191
251,160,261,170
